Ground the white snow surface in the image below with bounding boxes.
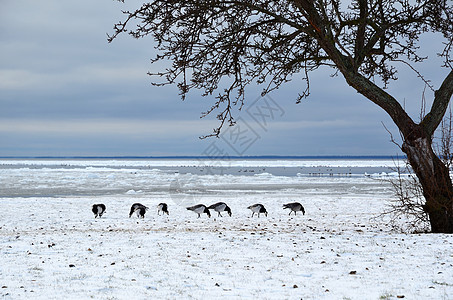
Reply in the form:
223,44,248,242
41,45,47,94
0,159,452,299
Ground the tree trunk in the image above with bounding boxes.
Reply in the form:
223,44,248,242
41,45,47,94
338,68,453,233
402,132,453,233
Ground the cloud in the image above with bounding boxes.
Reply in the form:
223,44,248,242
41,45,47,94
0,119,215,137
0,66,148,91
0,69,41,90
271,119,358,130
1,0,448,156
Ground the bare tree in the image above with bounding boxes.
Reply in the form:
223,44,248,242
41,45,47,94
109,0,453,232
385,103,453,233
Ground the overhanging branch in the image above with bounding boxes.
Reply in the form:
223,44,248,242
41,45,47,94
421,70,453,136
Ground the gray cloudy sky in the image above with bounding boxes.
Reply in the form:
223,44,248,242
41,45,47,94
1,0,449,157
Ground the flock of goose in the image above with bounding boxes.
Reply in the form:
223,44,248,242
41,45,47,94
91,201,305,219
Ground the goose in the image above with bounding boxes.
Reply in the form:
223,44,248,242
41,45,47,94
186,204,211,218
283,202,305,215
157,203,169,215
129,203,148,218
207,202,232,217
92,204,106,218
247,203,268,217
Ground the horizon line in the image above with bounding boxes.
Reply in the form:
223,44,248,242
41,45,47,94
0,155,406,159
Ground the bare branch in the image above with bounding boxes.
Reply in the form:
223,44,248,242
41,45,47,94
421,70,453,136
110,0,453,137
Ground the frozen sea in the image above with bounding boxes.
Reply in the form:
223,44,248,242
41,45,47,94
0,157,452,299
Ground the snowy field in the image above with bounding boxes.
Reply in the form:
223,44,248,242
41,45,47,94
0,158,452,299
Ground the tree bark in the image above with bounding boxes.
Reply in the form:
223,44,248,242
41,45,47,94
402,132,453,233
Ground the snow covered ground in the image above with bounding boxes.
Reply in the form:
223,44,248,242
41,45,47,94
0,159,452,299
